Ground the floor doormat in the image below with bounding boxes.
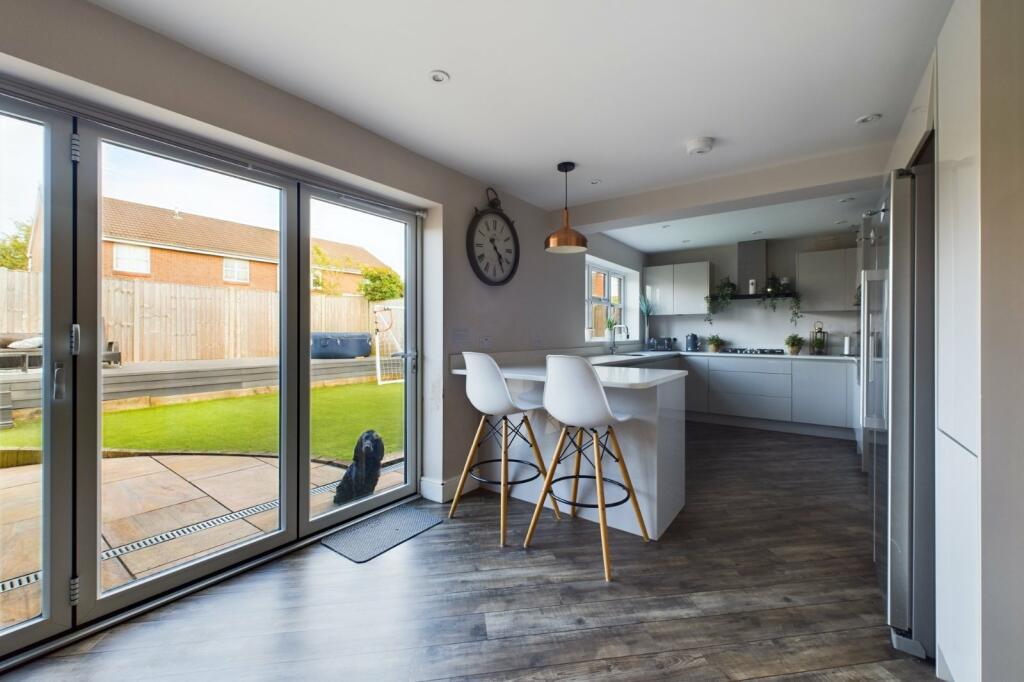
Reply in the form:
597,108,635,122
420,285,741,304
320,506,443,563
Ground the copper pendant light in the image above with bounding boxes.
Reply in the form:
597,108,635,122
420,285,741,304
544,161,588,253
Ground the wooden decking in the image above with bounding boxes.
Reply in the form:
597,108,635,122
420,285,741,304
6,423,936,680
0,357,378,412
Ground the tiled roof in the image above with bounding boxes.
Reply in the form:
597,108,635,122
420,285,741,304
102,197,385,269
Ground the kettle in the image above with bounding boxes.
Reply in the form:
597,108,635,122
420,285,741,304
685,333,701,352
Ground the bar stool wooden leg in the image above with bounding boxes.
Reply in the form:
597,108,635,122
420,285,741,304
522,414,562,520
449,414,488,519
570,428,583,517
524,427,567,548
593,429,612,582
499,417,510,547
608,425,649,542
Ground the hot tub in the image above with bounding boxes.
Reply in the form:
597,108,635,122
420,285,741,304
311,332,372,359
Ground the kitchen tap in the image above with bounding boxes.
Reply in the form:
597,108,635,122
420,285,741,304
609,324,630,354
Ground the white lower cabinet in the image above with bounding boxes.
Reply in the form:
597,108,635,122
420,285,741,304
791,361,848,427
681,357,709,412
688,355,856,429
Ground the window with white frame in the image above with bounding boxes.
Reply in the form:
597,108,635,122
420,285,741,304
112,243,150,274
223,258,250,284
586,262,626,341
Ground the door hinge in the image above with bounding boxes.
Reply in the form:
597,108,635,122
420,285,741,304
70,323,81,356
70,133,81,163
69,576,80,606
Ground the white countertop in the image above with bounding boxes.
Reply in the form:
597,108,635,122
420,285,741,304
451,361,687,389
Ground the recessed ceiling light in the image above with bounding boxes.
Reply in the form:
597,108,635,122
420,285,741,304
681,239,691,244
751,230,764,235
855,113,882,125
590,178,602,185
662,224,670,229
834,219,848,225
838,196,856,203
428,69,450,84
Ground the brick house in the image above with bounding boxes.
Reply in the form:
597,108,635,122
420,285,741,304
30,197,386,293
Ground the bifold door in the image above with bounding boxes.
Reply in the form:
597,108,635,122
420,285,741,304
0,95,74,657
298,186,419,535
0,97,420,657
71,120,299,623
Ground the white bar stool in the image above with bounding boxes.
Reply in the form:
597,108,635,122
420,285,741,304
523,354,649,581
449,352,561,546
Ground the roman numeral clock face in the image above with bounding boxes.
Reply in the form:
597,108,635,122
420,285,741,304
467,210,519,285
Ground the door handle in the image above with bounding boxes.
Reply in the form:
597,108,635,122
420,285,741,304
52,362,66,401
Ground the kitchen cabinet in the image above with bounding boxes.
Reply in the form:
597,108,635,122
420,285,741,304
708,359,793,422
681,356,709,412
671,262,711,315
791,361,848,427
797,247,858,311
643,265,674,316
643,261,710,316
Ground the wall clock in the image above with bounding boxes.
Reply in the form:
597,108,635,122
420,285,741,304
466,187,520,286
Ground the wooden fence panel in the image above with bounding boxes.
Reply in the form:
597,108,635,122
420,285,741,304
1,270,377,363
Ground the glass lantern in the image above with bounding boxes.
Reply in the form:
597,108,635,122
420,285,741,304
810,321,828,356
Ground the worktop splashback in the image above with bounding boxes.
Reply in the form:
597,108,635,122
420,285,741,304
650,306,858,355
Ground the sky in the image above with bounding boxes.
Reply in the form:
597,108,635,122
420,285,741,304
0,119,405,276
0,114,44,239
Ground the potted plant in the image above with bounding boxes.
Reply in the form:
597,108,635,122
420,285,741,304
706,334,725,353
639,294,654,343
785,333,805,356
704,277,736,323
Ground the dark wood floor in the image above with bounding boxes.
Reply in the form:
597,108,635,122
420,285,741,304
9,423,935,680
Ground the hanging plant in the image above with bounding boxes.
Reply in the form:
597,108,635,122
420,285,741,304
757,273,803,325
704,277,736,323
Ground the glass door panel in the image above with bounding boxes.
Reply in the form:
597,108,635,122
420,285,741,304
300,191,417,529
0,97,73,656
75,122,297,621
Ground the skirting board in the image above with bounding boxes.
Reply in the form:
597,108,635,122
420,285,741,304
419,474,478,503
687,411,857,441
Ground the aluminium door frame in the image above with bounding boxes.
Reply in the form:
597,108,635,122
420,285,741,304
0,93,75,659
297,184,420,537
72,119,300,624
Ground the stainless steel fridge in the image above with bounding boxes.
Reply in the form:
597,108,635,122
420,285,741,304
860,136,935,659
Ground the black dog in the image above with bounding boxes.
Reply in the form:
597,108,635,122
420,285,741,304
333,430,385,505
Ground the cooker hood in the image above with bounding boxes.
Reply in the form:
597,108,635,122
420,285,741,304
736,239,767,291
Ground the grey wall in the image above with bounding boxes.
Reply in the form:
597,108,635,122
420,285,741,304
644,233,859,352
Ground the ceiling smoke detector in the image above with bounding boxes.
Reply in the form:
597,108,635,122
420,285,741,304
854,113,882,125
428,69,450,84
838,196,857,204
834,219,848,225
685,137,715,156
590,178,602,185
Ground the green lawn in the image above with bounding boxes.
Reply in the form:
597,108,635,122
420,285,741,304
0,382,404,462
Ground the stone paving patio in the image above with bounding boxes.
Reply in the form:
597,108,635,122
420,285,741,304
0,454,404,630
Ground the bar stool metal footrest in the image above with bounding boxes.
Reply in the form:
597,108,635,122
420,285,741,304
549,474,630,509
469,458,541,487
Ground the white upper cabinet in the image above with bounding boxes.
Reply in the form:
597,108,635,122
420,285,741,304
643,264,674,316
797,247,858,312
671,262,711,315
644,262,710,316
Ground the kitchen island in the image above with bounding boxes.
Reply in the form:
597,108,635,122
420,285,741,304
451,358,687,540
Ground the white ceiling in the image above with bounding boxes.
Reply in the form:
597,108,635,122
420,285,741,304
605,191,877,253
89,0,950,210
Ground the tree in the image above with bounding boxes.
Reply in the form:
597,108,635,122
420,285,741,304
0,221,32,271
358,265,404,302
